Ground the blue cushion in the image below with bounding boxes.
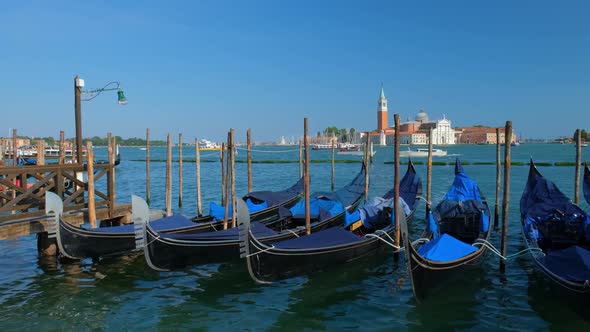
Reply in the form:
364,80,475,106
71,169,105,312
417,233,477,262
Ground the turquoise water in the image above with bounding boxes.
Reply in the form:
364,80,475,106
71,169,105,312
1,144,589,330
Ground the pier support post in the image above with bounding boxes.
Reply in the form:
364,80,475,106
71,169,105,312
12,128,17,167
74,75,83,165
146,128,151,206
59,131,65,165
247,129,252,193
500,121,512,272
575,129,582,205
304,118,311,235
494,127,501,229
37,232,57,256
37,140,45,166
195,138,202,216
178,133,183,208
87,141,97,228
166,133,172,217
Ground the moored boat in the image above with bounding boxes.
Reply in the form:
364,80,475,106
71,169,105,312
402,159,491,301
399,148,447,158
142,165,367,270
584,163,590,206
198,139,222,151
48,177,304,259
520,161,590,294
240,161,422,283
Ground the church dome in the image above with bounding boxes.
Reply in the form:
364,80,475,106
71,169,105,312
415,109,429,123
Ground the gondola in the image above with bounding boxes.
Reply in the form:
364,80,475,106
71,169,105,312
239,161,421,283
402,159,491,301
584,162,590,206
143,165,367,271
520,161,590,294
47,177,304,259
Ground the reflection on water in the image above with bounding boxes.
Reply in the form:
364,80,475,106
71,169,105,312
1,144,590,329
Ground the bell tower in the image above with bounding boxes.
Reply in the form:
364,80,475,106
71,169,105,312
377,85,388,131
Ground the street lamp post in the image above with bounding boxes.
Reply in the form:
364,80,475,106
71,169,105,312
74,75,127,164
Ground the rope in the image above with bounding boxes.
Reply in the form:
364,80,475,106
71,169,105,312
284,229,300,237
365,232,403,251
412,238,431,246
235,147,301,153
246,245,276,258
473,239,544,260
143,234,160,247
417,196,432,206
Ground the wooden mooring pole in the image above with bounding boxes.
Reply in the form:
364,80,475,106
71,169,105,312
146,128,151,206
108,135,116,216
364,133,370,201
494,127,501,229
165,133,172,217
178,133,183,208
394,114,401,260
230,129,237,228
247,128,252,193
195,138,202,216
304,118,311,235
500,121,512,272
331,139,335,192
12,129,17,167
59,131,65,164
223,133,230,230
86,141,97,228
299,140,303,178
36,140,45,166
426,127,433,218
575,129,582,205
221,142,226,204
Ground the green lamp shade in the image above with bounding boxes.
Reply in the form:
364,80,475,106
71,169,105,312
117,89,128,105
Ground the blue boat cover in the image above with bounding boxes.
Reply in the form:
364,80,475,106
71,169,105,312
416,233,478,262
584,164,590,207
289,198,344,221
358,197,410,229
160,221,277,240
273,226,362,249
86,213,196,233
314,165,366,207
244,176,304,207
540,246,590,282
209,199,268,221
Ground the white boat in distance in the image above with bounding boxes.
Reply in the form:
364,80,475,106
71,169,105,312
399,148,447,158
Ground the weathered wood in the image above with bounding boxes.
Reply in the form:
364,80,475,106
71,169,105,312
12,129,17,167
0,204,132,240
178,132,183,208
426,127,433,218
304,118,311,235
494,127,501,229
500,121,512,272
299,140,303,178
75,75,83,165
195,138,202,216
86,141,96,228
146,128,151,205
223,132,230,230
59,131,65,164
247,128,252,193
36,140,45,166
108,135,116,217
364,133,370,201
394,114,401,252
221,142,226,204
166,133,172,217
331,139,335,192
230,129,237,228
575,129,582,205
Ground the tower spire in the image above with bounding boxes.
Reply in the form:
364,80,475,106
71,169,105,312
379,83,385,99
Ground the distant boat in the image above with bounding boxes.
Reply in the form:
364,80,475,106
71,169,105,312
511,141,520,146
399,148,447,158
198,139,222,151
139,147,147,151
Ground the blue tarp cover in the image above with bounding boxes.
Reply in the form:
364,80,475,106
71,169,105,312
359,197,410,229
314,165,366,207
161,221,276,240
382,162,422,211
443,172,483,202
273,226,362,249
244,177,303,207
416,233,478,262
541,245,590,282
86,213,196,233
289,198,344,220
210,199,268,221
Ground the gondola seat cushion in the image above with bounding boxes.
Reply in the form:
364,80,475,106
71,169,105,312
273,227,362,249
86,214,196,233
210,199,268,221
417,233,478,262
541,245,590,282
289,198,344,220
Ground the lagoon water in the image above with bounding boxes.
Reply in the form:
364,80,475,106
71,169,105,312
1,143,589,330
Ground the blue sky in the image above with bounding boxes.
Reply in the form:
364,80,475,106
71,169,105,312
1,1,589,142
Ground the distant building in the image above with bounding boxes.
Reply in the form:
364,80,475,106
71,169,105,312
377,85,388,132
456,127,516,144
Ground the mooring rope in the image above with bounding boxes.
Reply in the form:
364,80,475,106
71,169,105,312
417,196,432,206
246,245,276,258
284,229,300,237
365,231,403,251
473,238,544,260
